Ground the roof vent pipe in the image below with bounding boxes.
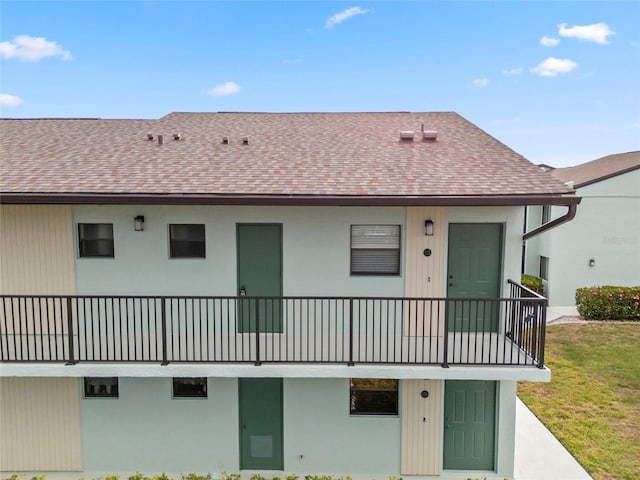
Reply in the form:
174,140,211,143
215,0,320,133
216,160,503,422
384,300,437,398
242,136,249,145
173,133,181,141
158,134,164,145
147,133,154,141
222,136,229,144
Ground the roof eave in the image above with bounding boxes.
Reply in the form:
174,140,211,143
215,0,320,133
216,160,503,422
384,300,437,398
0,192,581,207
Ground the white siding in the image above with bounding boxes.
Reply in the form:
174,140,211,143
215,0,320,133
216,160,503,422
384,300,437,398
400,379,444,474
0,205,76,294
404,207,447,335
0,378,83,471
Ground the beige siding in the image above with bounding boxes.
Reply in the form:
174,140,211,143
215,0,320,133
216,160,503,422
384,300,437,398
401,379,444,475
0,378,83,471
0,205,76,295
404,207,447,335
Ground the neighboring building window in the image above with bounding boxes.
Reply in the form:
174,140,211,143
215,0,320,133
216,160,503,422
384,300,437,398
169,224,206,258
173,377,207,398
350,378,398,415
350,225,401,275
78,223,114,257
541,205,551,224
84,377,119,398
539,256,549,280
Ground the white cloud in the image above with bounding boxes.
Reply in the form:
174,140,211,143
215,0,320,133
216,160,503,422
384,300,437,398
632,122,640,128
531,57,578,77
502,67,523,75
0,93,24,107
0,35,72,61
558,22,615,45
472,78,489,87
206,81,240,97
540,36,560,47
325,6,370,29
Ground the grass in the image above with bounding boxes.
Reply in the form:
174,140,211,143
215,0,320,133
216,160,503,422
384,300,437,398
518,323,640,480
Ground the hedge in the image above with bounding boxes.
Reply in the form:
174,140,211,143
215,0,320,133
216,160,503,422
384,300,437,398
575,286,640,320
521,274,543,295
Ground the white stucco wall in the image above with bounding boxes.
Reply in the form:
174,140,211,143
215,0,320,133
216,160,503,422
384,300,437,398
284,378,401,474
81,377,239,472
73,205,405,297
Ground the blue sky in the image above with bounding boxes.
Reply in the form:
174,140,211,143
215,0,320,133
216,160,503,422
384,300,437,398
1,1,638,167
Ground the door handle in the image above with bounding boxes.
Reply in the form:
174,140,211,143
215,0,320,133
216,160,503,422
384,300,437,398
240,286,246,296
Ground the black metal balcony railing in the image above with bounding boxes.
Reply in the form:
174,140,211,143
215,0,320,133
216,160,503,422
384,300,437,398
0,280,546,368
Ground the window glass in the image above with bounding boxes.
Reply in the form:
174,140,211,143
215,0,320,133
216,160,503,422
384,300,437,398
173,377,207,398
350,225,400,275
84,377,119,398
350,378,398,415
539,256,549,280
78,223,114,257
169,224,206,258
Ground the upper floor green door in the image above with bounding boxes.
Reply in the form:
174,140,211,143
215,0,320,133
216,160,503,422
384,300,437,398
237,224,282,333
447,223,502,332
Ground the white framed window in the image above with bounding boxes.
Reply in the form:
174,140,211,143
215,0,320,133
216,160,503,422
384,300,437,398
350,225,401,275
350,378,398,415
84,377,119,398
78,223,114,257
173,377,207,398
539,256,549,280
169,224,206,258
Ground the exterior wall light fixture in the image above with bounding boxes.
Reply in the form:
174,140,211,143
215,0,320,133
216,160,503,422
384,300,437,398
134,215,145,232
588,258,595,267
425,219,434,236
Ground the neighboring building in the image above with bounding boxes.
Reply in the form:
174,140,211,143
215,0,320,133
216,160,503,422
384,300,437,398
0,112,579,479
525,151,640,315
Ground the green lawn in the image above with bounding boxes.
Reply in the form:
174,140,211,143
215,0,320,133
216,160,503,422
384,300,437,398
518,323,640,480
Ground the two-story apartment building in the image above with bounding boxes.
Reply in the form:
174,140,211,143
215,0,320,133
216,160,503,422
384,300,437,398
0,112,579,479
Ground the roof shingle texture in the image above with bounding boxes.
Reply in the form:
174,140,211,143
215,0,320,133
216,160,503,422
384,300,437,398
1,112,574,197
551,151,640,188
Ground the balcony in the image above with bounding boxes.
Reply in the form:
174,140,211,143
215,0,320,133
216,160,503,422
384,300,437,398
0,280,546,368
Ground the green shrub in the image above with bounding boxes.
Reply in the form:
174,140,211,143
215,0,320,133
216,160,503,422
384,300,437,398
521,274,544,295
576,286,640,320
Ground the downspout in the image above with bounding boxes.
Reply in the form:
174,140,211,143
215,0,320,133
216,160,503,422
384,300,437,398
523,203,578,241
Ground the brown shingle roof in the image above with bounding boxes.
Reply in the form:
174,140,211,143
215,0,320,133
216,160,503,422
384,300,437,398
551,151,640,188
1,112,576,203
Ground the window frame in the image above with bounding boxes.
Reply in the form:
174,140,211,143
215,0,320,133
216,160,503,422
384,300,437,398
83,377,119,398
78,223,114,258
350,224,401,276
169,223,206,259
539,255,549,280
541,205,551,225
349,378,399,416
172,377,208,398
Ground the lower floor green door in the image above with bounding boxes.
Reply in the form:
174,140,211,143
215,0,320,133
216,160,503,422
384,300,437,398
443,380,496,471
239,378,284,470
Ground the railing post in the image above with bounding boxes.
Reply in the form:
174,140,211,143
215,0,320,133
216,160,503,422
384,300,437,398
441,299,449,368
65,297,76,366
160,298,169,365
537,302,547,368
254,298,261,366
348,298,354,366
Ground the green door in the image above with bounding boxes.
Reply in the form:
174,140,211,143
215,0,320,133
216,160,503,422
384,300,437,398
237,224,282,333
239,378,284,470
447,224,502,332
444,380,496,471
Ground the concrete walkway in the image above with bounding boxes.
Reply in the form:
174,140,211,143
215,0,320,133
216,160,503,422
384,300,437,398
514,398,592,480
